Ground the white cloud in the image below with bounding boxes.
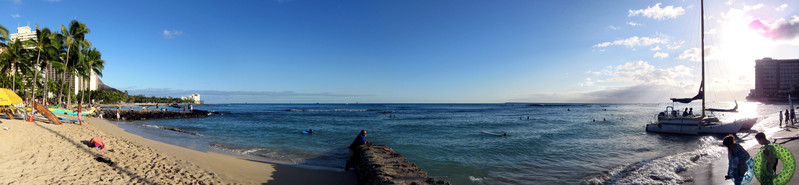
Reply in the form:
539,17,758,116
653,52,669,59
10,14,20,18
726,0,735,6
667,41,684,50
651,46,661,51
627,22,642,26
609,25,620,30
629,3,685,20
593,36,668,48
579,78,595,86
743,3,764,12
776,4,788,12
678,46,717,62
162,29,183,39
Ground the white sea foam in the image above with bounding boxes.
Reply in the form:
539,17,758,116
584,136,725,184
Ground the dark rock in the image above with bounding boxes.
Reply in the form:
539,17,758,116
353,144,450,185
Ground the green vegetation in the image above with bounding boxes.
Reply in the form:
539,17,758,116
0,20,97,107
0,20,181,106
81,89,194,104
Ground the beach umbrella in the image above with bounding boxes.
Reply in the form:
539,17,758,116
0,88,23,105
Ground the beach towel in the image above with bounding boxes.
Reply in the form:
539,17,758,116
89,137,105,149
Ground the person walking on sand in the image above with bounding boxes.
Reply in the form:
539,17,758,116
345,130,368,171
780,111,784,127
786,110,790,126
755,132,778,178
723,134,751,185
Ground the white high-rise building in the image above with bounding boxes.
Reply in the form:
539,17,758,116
10,26,37,42
181,94,201,103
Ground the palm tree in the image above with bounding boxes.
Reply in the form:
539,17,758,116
82,48,104,105
28,26,54,104
0,40,27,91
59,20,90,108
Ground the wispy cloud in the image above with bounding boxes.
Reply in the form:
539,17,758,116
650,46,661,51
678,46,717,62
515,61,696,103
627,22,641,26
743,3,764,11
162,29,183,39
608,25,620,30
10,14,20,18
653,52,669,59
593,36,667,48
629,3,685,20
775,4,788,12
666,41,684,50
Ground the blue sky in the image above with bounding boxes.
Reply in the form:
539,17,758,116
2,0,798,103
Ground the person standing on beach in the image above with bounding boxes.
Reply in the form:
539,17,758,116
116,110,120,121
723,134,751,185
755,132,778,178
785,110,790,126
780,111,784,127
345,130,368,171
791,109,796,125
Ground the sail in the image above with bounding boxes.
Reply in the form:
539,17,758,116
706,101,738,112
671,82,704,103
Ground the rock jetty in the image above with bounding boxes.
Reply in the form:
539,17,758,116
353,144,451,185
97,109,211,120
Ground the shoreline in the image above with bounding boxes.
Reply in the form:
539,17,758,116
684,125,799,185
0,117,356,184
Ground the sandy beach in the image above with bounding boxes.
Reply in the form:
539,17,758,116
685,125,799,185
0,117,356,184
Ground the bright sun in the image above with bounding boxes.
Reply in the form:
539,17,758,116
706,16,774,91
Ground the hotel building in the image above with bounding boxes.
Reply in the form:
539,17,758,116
747,58,799,102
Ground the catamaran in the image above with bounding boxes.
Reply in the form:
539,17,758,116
645,0,758,135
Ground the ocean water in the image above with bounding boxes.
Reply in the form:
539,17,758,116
111,102,788,184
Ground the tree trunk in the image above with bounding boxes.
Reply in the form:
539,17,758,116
61,45,70,108
31,50,41,106
43,62,49,105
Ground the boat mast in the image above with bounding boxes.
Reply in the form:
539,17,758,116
701,0,706,117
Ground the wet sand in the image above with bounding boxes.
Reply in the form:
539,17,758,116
0,117,356,184
685,125,799,185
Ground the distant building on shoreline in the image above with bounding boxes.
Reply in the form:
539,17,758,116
747,57,799,102
181,93,201,104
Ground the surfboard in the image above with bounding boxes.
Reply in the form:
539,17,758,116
34,102,61,125
481,130,507,136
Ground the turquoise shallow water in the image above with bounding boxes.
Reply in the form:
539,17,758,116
112,102,784,184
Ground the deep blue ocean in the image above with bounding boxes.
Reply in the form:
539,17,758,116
111,102,787,184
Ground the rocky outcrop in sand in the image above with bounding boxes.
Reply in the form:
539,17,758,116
353,144,451,185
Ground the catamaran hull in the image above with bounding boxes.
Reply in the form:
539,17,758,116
646,121,745,135
737,118,758,131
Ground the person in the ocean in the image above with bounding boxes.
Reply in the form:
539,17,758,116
345,130,368,171
306,129,314,134
723,134,751,185
755,132,778,176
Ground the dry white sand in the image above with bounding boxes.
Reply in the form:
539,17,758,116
0,117,356,184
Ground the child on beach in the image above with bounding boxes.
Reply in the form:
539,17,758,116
345,130,368,171
723,134,751,185
755,133,778,176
